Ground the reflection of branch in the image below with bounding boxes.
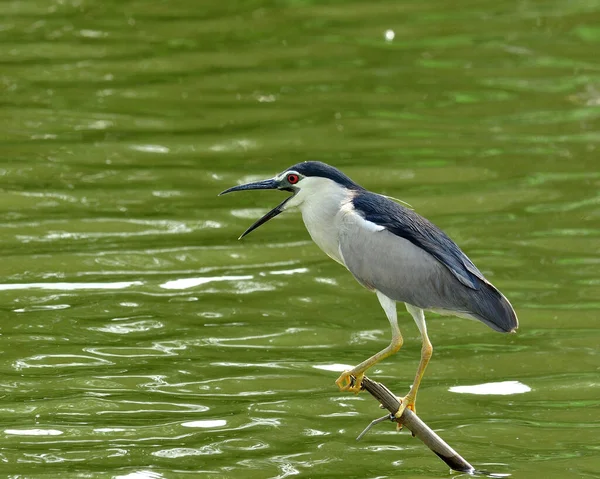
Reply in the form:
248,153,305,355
357,376,475,474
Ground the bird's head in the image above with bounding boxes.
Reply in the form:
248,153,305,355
219,161,361,238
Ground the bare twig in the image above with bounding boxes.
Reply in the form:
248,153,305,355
356,413,393,441
356,375,475,474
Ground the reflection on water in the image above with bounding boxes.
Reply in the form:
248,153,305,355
160,275,253,289
1,0,599,477
90,319,164,335
4,429,64,436
114,472,165,479
13,354,113,370
181,419,227,428
313,363,354,373
2,281,142,291
449,381,532,396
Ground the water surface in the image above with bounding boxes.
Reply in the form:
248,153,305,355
1,0,600,477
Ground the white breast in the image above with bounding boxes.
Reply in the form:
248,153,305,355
285,177,353,265
302,204,346,264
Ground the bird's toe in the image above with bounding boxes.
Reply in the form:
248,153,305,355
335,371,363,393
393,395,417,431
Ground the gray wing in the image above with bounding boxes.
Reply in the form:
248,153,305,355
352,192,486,290
338,202,518,333
339,209,467,312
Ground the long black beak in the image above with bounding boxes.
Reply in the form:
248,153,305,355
219,178,293,239
219,178,279,195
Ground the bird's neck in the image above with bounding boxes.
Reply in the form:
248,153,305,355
292,179,353,265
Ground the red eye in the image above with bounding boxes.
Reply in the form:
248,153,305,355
287,173,299,184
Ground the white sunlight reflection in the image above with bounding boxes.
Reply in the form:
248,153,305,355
269,268,308,275
114,471,165,479
152,446,222,458
181,419,227,428
14,354,113,370
313,363,354,372
129,144,170,153
1,281,142,291
5,429,63,436
449,380,531,395
160,275,253,289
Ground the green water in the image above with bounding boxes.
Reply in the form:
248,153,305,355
1,0,600,477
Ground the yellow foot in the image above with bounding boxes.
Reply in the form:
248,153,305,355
393,396,416,431
335,371,364,393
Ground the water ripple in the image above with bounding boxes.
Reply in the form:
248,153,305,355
4,429,63,436
2,0,599,477
13,354,113,370
90,320,164,334
3,281,142,291
181,419,227,428
85,343,185,358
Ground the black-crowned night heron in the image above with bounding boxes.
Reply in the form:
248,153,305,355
220,161,518,418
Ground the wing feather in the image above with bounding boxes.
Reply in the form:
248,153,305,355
337,192,518,333
352,192,485,290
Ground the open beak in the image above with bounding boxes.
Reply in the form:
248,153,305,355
219,178,293,239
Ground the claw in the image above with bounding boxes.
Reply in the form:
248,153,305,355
335,371,364,393
393,395,416,431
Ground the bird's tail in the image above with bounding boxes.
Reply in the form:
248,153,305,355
467,282,518,333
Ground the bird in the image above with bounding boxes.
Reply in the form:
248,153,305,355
219,161,518,419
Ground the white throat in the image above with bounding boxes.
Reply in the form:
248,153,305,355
285,177,353,265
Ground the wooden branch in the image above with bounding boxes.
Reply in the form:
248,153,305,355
357,376,475,474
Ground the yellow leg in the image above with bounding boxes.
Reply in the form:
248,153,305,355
336,292,402,393
398,334,432,414
335,328,403,393
395,304,433,420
